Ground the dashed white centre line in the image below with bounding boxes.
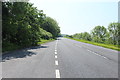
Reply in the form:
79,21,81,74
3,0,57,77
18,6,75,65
55,55,57,58
55,40,61,78
55,52,57,54
55,60,58,65
55,69,60,78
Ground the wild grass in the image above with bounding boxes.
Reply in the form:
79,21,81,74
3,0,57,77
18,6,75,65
37,39,55,44
67,37,120,51
3,39,55,53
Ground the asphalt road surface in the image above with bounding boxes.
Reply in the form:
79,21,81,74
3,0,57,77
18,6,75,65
2,37,118,78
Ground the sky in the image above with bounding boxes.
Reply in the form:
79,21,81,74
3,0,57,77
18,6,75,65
29,0,118,35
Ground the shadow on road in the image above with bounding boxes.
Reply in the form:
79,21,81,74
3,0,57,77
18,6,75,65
2,45,48,62
28,45,48,49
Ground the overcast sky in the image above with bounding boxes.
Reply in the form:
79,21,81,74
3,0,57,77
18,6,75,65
29,0,118,35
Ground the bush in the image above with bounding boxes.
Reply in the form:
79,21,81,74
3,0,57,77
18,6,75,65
2,41,20,52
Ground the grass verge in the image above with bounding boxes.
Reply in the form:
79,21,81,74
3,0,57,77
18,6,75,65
2,39,55,53
66,37,120,51
37,39,55,44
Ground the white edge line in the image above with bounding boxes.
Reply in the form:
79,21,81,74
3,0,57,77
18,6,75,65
87,49,108,59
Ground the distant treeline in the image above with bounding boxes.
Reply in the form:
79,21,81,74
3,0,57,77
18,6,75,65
66,23,120,46
2,2,60,51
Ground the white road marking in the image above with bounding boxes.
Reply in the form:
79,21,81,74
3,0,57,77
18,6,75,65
55,55,57,58
102,56,108,59
55,69,60,78
87,49,108,59
55,40,58,49
87,49,91,52
55,52,57,54
55,60,58,65
55,40,60,78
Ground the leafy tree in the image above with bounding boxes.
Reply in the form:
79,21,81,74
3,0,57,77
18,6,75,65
41,17,60,39
67,22,119,46
40,28,52,40
72,32,91,41
108,22,120,45
2,2,61,51
91,26,107,43
81,32,92,41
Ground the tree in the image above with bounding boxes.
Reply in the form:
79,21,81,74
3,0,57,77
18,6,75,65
72,32,91,41
2,2,61,51
91,26,107,43
82,32,92,41
41,17,60,39
108,22,120,45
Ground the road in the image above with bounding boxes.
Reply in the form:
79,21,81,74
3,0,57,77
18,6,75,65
2,37,118,78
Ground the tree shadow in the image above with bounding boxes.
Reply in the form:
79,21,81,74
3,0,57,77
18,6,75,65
2,45,48,62
28,45,48,49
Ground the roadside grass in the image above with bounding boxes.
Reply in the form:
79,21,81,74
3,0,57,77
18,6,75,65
37,39,55,44
2,39,55,53
66,37,120,51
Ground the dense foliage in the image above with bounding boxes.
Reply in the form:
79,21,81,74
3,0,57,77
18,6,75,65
41,17,60,39
69,23,120,46
2,2,60,51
